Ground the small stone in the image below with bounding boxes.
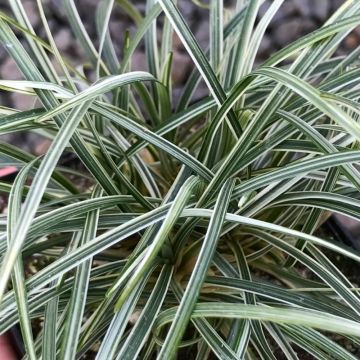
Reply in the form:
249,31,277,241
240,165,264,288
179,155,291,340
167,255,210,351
22,133,48,155
194,19,209,50
354,27,360,38
23,0,40,28
76,0,99,14
129,310,141,325
0,57,23,80
258,35,272,57
293,0,312,17
273,18,315,47
131,51,147,71
178,1,198,19
0,46,6,61
173,32,185,52
11,93,36,111
133,2,146,15
47,0,67,18
261,1,298,26
109,21,126,47
54,29,72,52
331,0,346,12
258,1,272,18
34,138,52,156
171,51,192,84
333,213,360,247
345,33,359,50
312,1,330,21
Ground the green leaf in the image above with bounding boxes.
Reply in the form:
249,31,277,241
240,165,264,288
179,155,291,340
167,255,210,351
159,179,235,358
155,303,360,337
7,160,37,360
112,176,200,310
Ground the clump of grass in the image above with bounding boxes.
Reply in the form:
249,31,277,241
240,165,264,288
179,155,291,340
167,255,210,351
0,0,360,358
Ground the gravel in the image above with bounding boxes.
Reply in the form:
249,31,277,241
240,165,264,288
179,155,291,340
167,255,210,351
0,0,357,153
0,1,354,89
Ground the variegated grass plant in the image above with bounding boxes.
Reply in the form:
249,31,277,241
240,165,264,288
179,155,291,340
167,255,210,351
1,0,360,358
